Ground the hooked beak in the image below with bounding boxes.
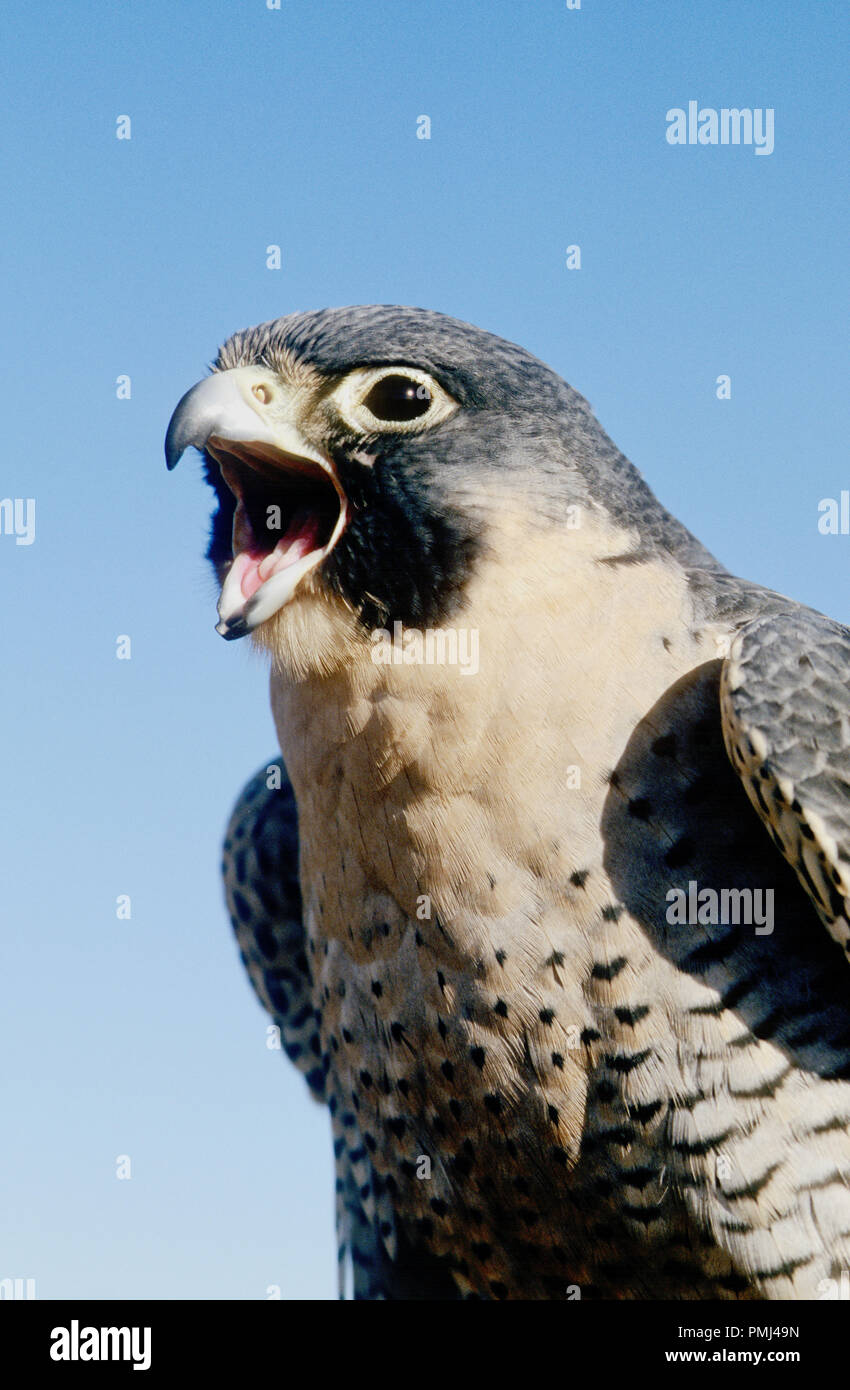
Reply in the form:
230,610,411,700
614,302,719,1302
165,367,347,639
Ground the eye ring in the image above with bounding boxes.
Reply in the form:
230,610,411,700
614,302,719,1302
331,365,457,434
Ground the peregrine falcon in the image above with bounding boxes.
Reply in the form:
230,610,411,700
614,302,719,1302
166,306,850,1300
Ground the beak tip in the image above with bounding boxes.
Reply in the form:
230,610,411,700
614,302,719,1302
165,376,214,472
216,617,250,641
164,417,188,471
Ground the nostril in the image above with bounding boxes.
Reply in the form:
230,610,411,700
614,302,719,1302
252,383,273,405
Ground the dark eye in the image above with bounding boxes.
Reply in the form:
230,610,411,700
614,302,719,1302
363,374,432,422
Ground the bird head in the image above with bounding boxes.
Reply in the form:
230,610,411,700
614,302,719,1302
165,305,710,675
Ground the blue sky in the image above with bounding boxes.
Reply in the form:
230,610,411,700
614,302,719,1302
1,0,847,1300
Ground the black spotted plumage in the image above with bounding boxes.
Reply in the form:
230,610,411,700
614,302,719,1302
166,305,850,1299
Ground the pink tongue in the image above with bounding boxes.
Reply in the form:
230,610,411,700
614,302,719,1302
223,551,262,602
240,554,266,602
237,515,322,601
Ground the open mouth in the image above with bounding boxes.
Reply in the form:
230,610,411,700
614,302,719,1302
207,438,348,639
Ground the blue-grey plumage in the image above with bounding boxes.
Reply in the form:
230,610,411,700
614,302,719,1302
167,307,850,1299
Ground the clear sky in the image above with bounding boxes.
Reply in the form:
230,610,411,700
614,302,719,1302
1,0,847,1300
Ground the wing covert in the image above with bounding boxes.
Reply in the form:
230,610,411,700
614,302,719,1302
720,609,850,958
